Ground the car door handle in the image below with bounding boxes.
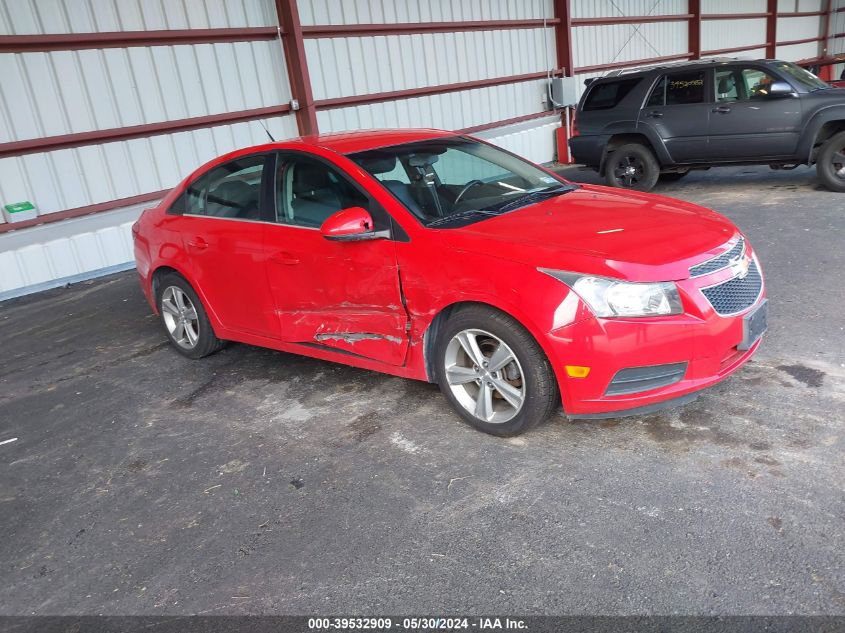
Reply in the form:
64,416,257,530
712,106,731,113
270,252,300,265
186,237,208,250
645,111,663,118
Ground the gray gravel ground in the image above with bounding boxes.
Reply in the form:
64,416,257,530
0,164,843,616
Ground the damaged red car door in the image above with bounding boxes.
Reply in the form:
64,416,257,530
265,152,409,366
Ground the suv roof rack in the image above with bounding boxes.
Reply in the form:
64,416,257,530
602,57,741,78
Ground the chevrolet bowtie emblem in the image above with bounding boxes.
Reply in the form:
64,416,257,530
730,256,750,279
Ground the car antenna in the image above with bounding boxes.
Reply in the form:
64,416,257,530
259,120,275,143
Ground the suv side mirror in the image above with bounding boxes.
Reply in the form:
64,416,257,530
320,207,389,242
765,81,796,97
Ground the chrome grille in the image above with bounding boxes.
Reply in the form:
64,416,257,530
689,238,745,278
701,258,762,316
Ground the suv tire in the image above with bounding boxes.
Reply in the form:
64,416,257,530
604,143,660,191
816,131,845,192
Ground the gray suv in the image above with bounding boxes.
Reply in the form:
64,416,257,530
569,58,845,192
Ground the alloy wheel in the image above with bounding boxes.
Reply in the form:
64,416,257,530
161,286,200,349
443,328,526,424
831,147,845,180
613,154,644,187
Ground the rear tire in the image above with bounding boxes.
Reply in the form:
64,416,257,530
156,272,225,359
604,143,660,191
434,305,559,437
816,131,845,192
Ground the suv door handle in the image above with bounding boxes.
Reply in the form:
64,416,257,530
645,111,663,118
712,106,731,113
270,251,300,266
186,237,208,250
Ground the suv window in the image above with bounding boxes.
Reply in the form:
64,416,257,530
716,67,780,101
665,71,705,105
583,78,641,111
276,156,370,228
176,155,266,220
646,76,666,107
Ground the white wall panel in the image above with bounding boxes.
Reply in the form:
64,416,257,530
0,217,139,297
777,15,824,41
476,116,561,165
777,41,822,59
0,0,277,34
702,0,766,12
701,18,768,52
573,21,688,70
298,0,553,25
306,28,556,100
778,0,824,11
573,0,687,18
0,40,292,143
316,79,550,134
0,115,298,218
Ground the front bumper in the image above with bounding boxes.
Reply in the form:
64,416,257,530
545,262,766,417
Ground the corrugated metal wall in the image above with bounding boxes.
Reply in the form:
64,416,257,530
0,0,837,299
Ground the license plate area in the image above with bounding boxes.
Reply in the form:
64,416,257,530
738,299,768,350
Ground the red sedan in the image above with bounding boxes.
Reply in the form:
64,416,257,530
132,128,767,436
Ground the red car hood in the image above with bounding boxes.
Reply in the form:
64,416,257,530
444,184,738,282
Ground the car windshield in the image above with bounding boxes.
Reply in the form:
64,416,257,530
773,61,829,91
348,137,577,228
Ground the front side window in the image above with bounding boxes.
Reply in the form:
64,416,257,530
350,137,577,229
715,67,785,101
174,155,266,220
275,156,370,228
665,71,705,105
771,61,829,91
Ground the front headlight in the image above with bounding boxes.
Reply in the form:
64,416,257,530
539,269,683,317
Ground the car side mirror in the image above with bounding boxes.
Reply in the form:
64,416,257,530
765,81,796,97
320,206,389,242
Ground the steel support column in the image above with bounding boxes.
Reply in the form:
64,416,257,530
275,0,318,136
689,0,701,59
766,0,778,58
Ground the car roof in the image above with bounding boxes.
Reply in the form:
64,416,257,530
270,128,455,155
593,57,780,82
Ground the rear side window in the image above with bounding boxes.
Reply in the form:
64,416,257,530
583,78,641,111
173,155,268,220
665,71,705,105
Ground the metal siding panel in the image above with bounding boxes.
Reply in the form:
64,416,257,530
0,114,298,217
0,0,276,34
573,22,688,70
701,0,767,12
476,116,561,164
776,41,822,58
1,40,292,142
316,79,550,133
701,18,768,51
296,0,553,25
304,28,555,101
777,15,825,40
574,0,688,18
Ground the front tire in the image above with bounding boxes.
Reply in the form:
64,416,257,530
604,143,660,191
156,273,224,359
434,306,559,436
816,131,845,192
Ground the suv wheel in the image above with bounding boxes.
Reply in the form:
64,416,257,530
434,305,559,437
816,131,845,192
605,143,659,191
